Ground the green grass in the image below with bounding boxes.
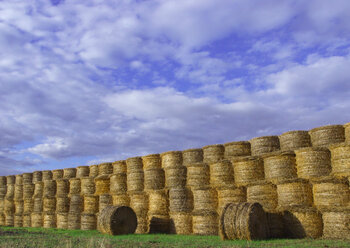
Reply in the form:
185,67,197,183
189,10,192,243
0,226,349,248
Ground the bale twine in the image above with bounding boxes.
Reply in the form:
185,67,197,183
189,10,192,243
15,175,23,185
68,178,81,195
32,171,42,183
126,170,144,192
144,169,165,191
81,213,97,230
97,205,137,235
182,148,203,166
165,166,187,189
160,151,183,170
0,176,6,186
148,190,169,216
5,184,15,199
266,212,285,239
279,130,311,151
232,156,265,187
42,170,53,181
89,164,99,178
169,212,192,234
111,193,130,207
69,194,83,213
94,175,110,195
99,194,112,213
323,211,350,239
135,215,148,234
142,154,161,170
129,191,149,217
193,187,218,213
263,151,298,184
34,182,44,198
15,200,24,214
186,163,210,189
43,196,56,212
224,141,251,158
247,182,278,212
169,188,193,213
110,173,127,193
43,180,56,197
4,198,15,213
203,144,225,164
56,197,70,213
84,194,99,213
113,160,127,174
43,212,56,228
219,202,268,240
81,177,95,195
23,213,31,227
33,197,43,212
31,213,43,227
67,213,81,229
148,215,170,234
63,168,76,179
0,185,6,198
295,147,331,180
0,213,4,226
309,124,345,147
22,173,33,184
76,166,90,178
52,169,63,180
283,208,323,238
276,179,313,210
210,160,235,189
14,184,23,200
126,157,143,171
14,214,23,227
56,179,69,197
23,199,33,214
23,183,34,199
5,213,14,226
329,142,350,178
250,136,280,156
56,213,68,229
6,175,15,185
98,162,113,175
192,211,218,235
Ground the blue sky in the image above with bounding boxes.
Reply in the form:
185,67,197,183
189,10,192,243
1,0,350,176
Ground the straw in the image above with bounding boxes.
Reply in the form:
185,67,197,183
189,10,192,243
14,200,23,214
98,163,113,175
231,156,265,187
329,142,350,178
81,213,97,230
23,183,34,199
22,173,33,184
14,184,23,200
169,212,192,234
76,166,90,178
42,170,53,181
56,197,70,213
266,211,285,239
192,187,218,213
142,154,161,170
203,144,225,164
14,214,23,227
56,179,69,197
33,182,44,198
63,168,76,179
309,124,345,147
32,171,42,183
148,190,169,216
182,148,203,166
165,166,187,189
69,178,81,195
15,175,23,185
210,160,235,189
43,196,56,212
33,198,43,212
98,194,112,213
67,213,81,229
52,169,63,180
110,173,127,194
112,160,127,174
23,199,33,214
144,169,165,191
186,163,210,189
56,213,68,229
192,211,219,236
89,164,99,178
31,213,43,227
94,175,110,195
247,182,278,212
126,157,143,171
81,177,95,195
224,141,251,158
217,186,247,215
129,191,149,217
168,188,193,213
6,175,15,185
83,194,99,214
249,136,280,156
111,193,130,207
43,212,56,228
69,194,83,213
43,180,56,197
126,170,144,192
23,213,31,227
279,130,311,151
5,184,15,199
322,211,350,239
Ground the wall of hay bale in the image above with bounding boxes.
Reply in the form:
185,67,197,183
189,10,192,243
0,122,349,239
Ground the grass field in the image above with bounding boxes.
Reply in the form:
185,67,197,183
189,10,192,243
0,226,349,248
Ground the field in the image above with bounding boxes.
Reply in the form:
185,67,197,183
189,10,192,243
0,227,349,248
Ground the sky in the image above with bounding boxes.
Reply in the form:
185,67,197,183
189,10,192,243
1,0,350,176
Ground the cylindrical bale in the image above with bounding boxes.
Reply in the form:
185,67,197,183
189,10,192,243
232,156,265,187
295,147,331,180
126,157,143,172
32,171,42,183
263,151,298,184
43,212,56,228
182,148,203,166
329,143,350,178
89,164,99,178
0,185,6,198
161,151,183,169
98,163,113,175
84,195,99,214
23,199,33,214
6,175,15,185
126,170,144,192
322,211,350,239
210,160,235,189
345,122,350,142
0,198,4,212
81,213,97,230
56,213,68,229
0,213,4,226
76,166,90,178
193,187,218,213
56,197,70,213
169,212,192,234
14,214,23,227
34,182,44,198
186,163,210,189
192,211,218,235
148,190,169,216
69,178,81,195
276,179,313,210
250,136,280,156
112,160,127,174
135,215,148,234
22,173,33,184
63,168,76,179
110,173,127,194
111,193,130,207
23,183,34,199
52,169,63,180
69,194,83,213
23,213,31,227
15,175,23,185
144,169,165,191
67,213,81,229
309,124,345,147
31,213,43,227
5,184,15,199
94,175,110,195
43,180,56,197
5,213,14,226
33,198,43,212
97,206,137,235
5,198,15,213
283,208,323,239
219,202,268,240
279,130,311,151
266,212,285,239
99,194,112,213
224,141,251,158
142,154,161,170
56,179,69,197
43,196,56,212
14,184,23,200
148,214,170,234
203,144,225,164
129,191,149,217
165,166,186,189
42,170,53,181
81,177,95,195
0,176,6,186
15,200,24,214
168,188,193,213
247,182,278,212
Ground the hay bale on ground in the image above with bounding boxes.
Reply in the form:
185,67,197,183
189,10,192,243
42,170,53,181
56,213,68,229
161,151,183,169
210,160,235,189
148,215,170,234
15,175,23,185
14,214,23,227
0,176,6,186
329,142,350,178
81,177,95,195
23,213,31,227
5,213,14,226
63,168,76,179
165,166,187,189
43,212,56,228
142,154,161,170
76,166,90,178
263,151,298,184
81,213,97,230
186,163,210,189
110,173,127,194
148,190,169,216
43,180,56,197
224,141,251,158
169,188,193,213
56,197,70,213
83,194,99,214
192,211,218,236
94,175,110,195
112,160,127,174
247,182,278,212
23,183,34,199
33,198,43,212
0,213,4,226
203,144,225,164
309,124,345,147
31,213,43,227
14,184,23,200
129,191,149,217
32,171,42,183
231,156,265,187
43,196,56,212
266,212,284,239
89,164,99,178
68,213,81,229
249,136,280,156
52,169,63,180
98,205,137,235
22,173,33,184
144,169,165,191
322,211,350,239
169,212,192,234
182,148,203,165
219,202,268,240
98,163,113,175
56,179,69,197
14,200,23,214
111,193,130,207
126,157,143,171
23,199,33,214
69,194,83,213
69,178,81,195
126,170,144,192
34,182,44,198
193,187,218,213
6,175,15,185
135,216,148,234
279,130,311,151
5,184,15,199
99,194,112,213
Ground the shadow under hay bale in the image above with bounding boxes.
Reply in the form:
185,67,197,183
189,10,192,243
56,213,68,229
98,163,113,176
42,170,53,181
266,211,285,239
279,130,311,152
224,141,251,158
81,177,95,195
142,154,161,170
89,164,99,178
231,156,264,187
23,183,34,199
94,175,110,195
161,151,183,169
31,212,43,227
14,214,22,227
32,171,42,183
76,166,90,178
69,178,81,195
169,212,192,234
192,210,218,236
144,169,165,191
186,163,210,189
193,187,218,213
83,194,99,214
165,166,187,189
112,193,130,207
63,168,76,179
203,144,224,164
52,169,63,180
43,212,56,228
329,142,350,178
148,215,170,234
247,182,278,212
110,173,127,194
249,136,280,156
43,180,56,197
23,213,31,227
210,160,234,189
81,213,97,230
182,148,203,166
56,197,70,213
113,160,127,174
169,188,193,213
68,212,81,229
56,179,69,197
322,211,350,239
148,190,169,216
127,170,144,192
309,124,345,148
22,173,33,184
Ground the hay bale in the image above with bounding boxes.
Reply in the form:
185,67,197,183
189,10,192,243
15,175,23,185
126,170,144,192
142,154,161,170
0,198,4,212
309,124,345,147
210,160,235,189
69,178,81,195
23,183,34,199
6,175,15,185
126,157,143,171
165,166,187,189
31,213,43,227
81,177,95,195
276,179,313,210
0,176,6,186
224,141,251,158
113,160,127,174
193,187,218,213
250,136,280,156
42,170,53,181
69,194,83,213
23,213,31,227
279,130,311,151
169,212,192,234
232,156,265,187
192,211,218,235
14,214,23,227
186,163,210,189
129,191,149,217
56,197,70,213
4,198,15,213
94,175,110,195
182,148,203,165
283,208,323,238
76,166,90,178
14,184,23,200
148,190,169,215
295,147,331,181
43,212,56,228
148,215,170,234
323,211,350,239
219,202,268,240
15,200,23,214
83,194,99,214
56,179,69,197
43,196,56,212
169,188,193,213
329,142,350,178
203,144,225,164
5,184,15,199
144,169,165,191
98,163,113,175
110,173,127,194
23,199,33,214
135,215,148,234
5,213,14,226
344,122,350,142
247,182,278,212
263,151,298,184
32,171,42,183
98,205,137,235
111,193,130,207
99,194,112,213
52,169,63,180
56,213,68,229
22,173,33,184
67,213,81,229
63,168,76,179
33,198,43,212
34,182,44,198
161,151,183,169
266,212,284,239
43,180,56,197
81,213,97,230
89,164,99,178
0,213,4,226
0,185,6,198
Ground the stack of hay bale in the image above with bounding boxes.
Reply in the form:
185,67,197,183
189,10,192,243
32,171,44,227
110,161,129,208
22,173,34,227
4,175,15,226
14,174,24,227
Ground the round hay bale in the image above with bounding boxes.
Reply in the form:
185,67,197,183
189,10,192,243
250,136,280,156
94,175,110,195
23,213,31,227
67,213,81,229
165,166,187,189
99,194,112,213
142,154,161,170
98,205,137,235
98,162,113,175
81,177,95,195
31,213,43,227
69,194,83,213
4,198,15,213
76,166,90,178
193,187,218,213
219,202,268,240
56,213,68,229
14,184,23,200
15,175,23,185
129,191,149,217
203,144,225,164
148,190,169,215
111,193,130,207
23,199,33,214
148,214,170,234
276,179,313,210
89,164,99,178
63,168,76,179
69,178,81,195
110,173,127,194
23,183,34,199
5,213,14,226
56,197,70,213
263,151,298,184
266,212,284,239
0,213,4,226
168,188,193,213
84,194,99,213
169,212,192,234
144,169,165,191
329,142,350,178
192,211,218,235
14,214,23,227
0,185,6,198
126,157,143,171
42,170,53,181
43,180,56,197
112,160,127,174
81,213,97,230
6,175,15,185
34,182,44,198
295,147,331,180
182,148,203,165
0,176,6,186
186,163,210,189
224,141,251,158
247,182,278,212
43,196,56,212
344,122,350,143
56,179,69,197
161,151,183,169
232,156,265,187
0,198,4,212
210,160,235,189
32,171,42,183
323,211,350,239
5,184,15,199
135,215,148,234
279,130,311,151
33,197,43,212
309,124,345,147
43,212,56,228
283,208,323,238
22,173,33,184
52,169,63,180
126,170,144,192
15,200,24,214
